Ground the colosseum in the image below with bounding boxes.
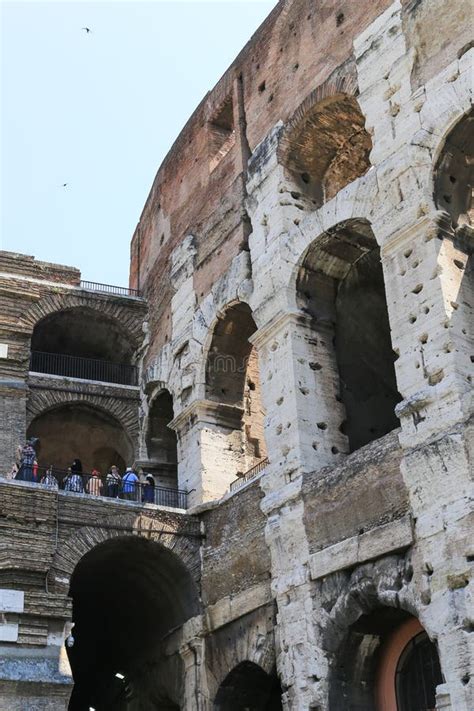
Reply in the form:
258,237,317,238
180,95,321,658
0,0,472,709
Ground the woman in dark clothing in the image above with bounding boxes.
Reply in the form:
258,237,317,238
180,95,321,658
71,459,83,474
142,474,155,504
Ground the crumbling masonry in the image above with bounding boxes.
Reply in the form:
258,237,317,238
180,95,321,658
0,0,472,709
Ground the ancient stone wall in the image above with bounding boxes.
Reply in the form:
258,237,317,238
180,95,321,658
1,0,472,709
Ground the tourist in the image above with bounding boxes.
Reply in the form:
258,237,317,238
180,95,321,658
16,438,38,482
41,466,58,489
33,459,39,481
63,467,84,493
142,474,155,504
122,466,139,501
87,469,103,496
71,458,83,475
106,465,121,498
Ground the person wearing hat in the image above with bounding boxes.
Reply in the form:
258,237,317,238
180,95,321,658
142,474,156,504
122,466,139,501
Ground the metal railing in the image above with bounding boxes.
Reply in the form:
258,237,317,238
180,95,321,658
80,280,141,298
30,351,138,386
229,457,269,492
15,466,187,509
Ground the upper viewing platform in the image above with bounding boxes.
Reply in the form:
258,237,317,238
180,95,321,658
0,251,143,299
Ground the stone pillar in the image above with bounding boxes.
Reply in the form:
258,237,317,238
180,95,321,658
381,214,473,710
381,214,472,446
251,311,347,483
171,399,244,506
179,637,210,711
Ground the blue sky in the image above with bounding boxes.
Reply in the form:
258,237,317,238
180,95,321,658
1,0,276,286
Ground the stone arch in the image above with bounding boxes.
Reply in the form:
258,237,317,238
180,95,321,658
144,387,178,487
277,62,371,206
50,518,201,596
18,291,144,351
316,554,419,710
294,218,401,453
64,533,200,710
433,106,474,229
214,661,283,710
204,300,267,478
376,617,444,711
26,398,137,473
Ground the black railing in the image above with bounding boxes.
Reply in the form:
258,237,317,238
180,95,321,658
80,280,141,298
15,466,187,509
229,457,269,492
30,351,138,386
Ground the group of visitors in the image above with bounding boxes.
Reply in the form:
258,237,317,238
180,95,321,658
8,439,157,503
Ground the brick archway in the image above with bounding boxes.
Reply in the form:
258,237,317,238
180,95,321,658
18,291,144,349
50,514,201,596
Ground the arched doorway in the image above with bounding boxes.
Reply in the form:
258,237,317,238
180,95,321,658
30,307,137,385
27,403,133,474
214,661,283,710
434,108,473,229
145,390,178,488
329,608,443,711
205,302,267,480
296,219,401,453
67,536,199,710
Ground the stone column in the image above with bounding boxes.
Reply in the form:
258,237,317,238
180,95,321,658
381,213,472,445
170,399,244,506
251,310,347,483
179,636,210,711
381,213,473,710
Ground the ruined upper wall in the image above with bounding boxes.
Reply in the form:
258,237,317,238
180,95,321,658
129,0,470,364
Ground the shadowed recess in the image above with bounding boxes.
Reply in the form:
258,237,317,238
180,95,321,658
214,661,283,710
31,306,134,364
297,219,401,452
67,536,199,710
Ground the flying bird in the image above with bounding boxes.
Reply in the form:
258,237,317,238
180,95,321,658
81,27,92,34
61,183,68,188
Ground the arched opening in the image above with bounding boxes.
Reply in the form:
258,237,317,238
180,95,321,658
280,94,372,206
214,661,283,710
27,403,133,474
434,109,474,229
329,609,443,711
30,307,137,385
206,302,267,479
67,536,199,710
145,390,178,488
296,220,401,453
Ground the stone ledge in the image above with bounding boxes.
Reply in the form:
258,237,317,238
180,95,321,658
309,514,413,580
204,581,272,633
